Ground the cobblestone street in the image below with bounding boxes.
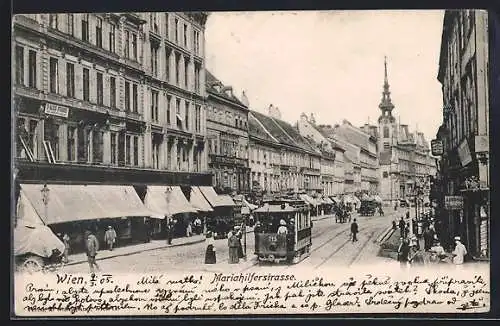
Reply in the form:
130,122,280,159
56,211,400,274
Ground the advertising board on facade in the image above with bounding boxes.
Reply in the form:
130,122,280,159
445,195,464,210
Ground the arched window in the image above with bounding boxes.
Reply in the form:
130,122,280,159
383,126,390,138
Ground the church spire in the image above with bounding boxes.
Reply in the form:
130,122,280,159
378,56,395,123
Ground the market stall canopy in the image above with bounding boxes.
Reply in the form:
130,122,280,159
20,184,160,225
190,187,213,212
241,206,251,215
14,221,66,258
299,194,319,206
145,186,198,216
343,194,361,205
198,186,236,207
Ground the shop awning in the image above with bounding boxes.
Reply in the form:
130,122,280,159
218,194,237,206
243,198,258,210
323,197,334,204
190,187,213,212
19,184,159,225
198,186,236,207
145,186,198,217
300,194,319,206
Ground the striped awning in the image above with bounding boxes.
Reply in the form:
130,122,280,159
198,186,236,207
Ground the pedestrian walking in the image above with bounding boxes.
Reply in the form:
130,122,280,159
85,230,100,273
397,237,410,267
166,219,174,245
235,226,244,259
452,236,467,266
378,206,384,216
350,218,359,242
423,226,435,251
104,226,117,251
404,222,410,239
228,229,240,264
62,233,70,263
186,222,193,237
398,217,406,238
204,232,216,264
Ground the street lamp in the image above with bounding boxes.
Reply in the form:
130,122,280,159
41,184,50,221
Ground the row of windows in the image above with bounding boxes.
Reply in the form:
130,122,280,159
147,12,203,57
207,137,248,159
149,44,202,93
48,14,124,58
17,117,141,167
149,90,203,133
207,105,248,130
17,116,203,172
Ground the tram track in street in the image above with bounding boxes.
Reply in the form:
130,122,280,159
347,230,378,267
311,228,374,270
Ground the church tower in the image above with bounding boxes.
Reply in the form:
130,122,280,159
378,56,397,153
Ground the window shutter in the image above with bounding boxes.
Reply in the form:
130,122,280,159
75,63,83,100
59,58,66,96
75,14,82,40
88,15,95,45
103,74,110,107
102,21,109,51
89,69,97,103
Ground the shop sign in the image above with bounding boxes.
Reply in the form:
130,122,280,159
431,139,444,156
44,103,69,118
458,139,472,167
445,196,463,210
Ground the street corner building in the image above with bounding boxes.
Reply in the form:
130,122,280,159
11,12,221,264
432,10,492,260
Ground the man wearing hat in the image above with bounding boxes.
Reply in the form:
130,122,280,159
452,236,467,265
104,226,117,251
350,218,359,242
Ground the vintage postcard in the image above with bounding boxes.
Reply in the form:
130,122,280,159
11,10,491,317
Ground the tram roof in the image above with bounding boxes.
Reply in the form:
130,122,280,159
254,204,297,213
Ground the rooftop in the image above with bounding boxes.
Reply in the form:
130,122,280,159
206,70,247,109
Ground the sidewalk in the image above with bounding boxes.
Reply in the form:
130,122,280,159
63,215,336,267
63,226,257,267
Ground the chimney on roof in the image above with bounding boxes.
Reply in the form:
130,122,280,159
241,90,249,107
222,86,233,97
268,104,282,119
310,113,316,124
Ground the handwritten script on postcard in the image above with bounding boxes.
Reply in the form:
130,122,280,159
15,269,490,316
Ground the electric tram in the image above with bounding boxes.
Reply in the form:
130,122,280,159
253,199,312,264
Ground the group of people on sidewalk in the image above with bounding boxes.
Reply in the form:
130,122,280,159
204,225,245,265
396,212,468,268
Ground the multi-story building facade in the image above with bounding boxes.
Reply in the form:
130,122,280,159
297,113,345,196
249,106,322,194
13,13,211,190
248,111,281,194
374,57,437,206
435,10,490,259
321,121,379,193
205,71,250,194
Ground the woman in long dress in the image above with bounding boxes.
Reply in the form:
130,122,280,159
235,226,244,259
228,230,240,264
204,232,216,264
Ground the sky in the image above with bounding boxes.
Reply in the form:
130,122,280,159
204,10,445,142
